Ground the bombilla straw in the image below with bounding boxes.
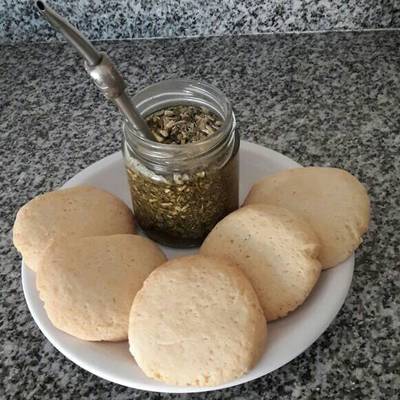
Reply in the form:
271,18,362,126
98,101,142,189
35,0,152,139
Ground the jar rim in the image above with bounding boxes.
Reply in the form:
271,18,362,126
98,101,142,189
124,79,235,154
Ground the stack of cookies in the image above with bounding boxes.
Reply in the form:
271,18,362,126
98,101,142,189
13,167,370,387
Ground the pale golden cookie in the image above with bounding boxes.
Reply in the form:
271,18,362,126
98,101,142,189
244,167,370,268
129,255,266,387
200,204,321,321
37,234,166,341
13,185,135,271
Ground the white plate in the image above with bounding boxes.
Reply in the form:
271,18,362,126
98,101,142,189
22,141,354,393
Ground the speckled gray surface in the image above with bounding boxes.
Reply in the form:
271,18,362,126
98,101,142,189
1,0,400,43
1,31,400,398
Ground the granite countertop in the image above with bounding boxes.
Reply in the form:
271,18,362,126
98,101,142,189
1,31,399,399
2,0,400,43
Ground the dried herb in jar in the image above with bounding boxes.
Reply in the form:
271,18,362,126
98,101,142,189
126,104,239,247
127,155,238,247
145,105,222,144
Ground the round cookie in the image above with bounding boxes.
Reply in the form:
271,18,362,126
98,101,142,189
243,167,370,268
13,185,135,271
200,204,321,321
37,234,166,341
129,255,266,387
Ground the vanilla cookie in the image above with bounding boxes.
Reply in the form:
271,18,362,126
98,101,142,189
37,234,166,341
129,255,266,386
244,167,370,268
200,204,321,321
13,185,135,271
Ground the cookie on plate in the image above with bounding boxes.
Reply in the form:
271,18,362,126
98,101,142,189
37,234,166,341
13,185,135,271
243,167,370,268
200,204,321,321
129,255,266,387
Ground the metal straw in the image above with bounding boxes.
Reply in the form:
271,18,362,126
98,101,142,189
35,0,152,139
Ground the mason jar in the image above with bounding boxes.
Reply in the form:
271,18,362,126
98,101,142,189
122,79,239,247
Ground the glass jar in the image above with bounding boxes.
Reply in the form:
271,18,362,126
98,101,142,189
122,79,239,247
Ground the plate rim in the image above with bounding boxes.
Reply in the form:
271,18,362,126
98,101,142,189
21,140,354,393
